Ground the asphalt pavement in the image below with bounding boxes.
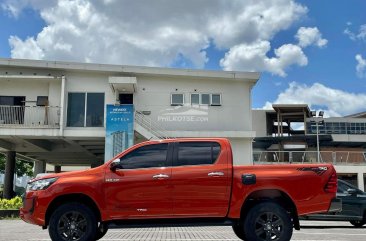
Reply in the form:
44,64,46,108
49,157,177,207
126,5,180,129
0,220,365,241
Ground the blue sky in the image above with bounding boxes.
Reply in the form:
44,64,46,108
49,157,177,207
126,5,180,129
0,0,365,117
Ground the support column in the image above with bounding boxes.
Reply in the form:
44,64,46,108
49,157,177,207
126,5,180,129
33,160,46,176
54,165,61,173
358,172,365,191
3,151,16,199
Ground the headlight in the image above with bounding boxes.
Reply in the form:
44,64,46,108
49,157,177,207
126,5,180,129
26,177,58,191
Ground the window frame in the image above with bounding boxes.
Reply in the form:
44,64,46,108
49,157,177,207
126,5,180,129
211,93,222,106
171,93,185,106
116,143,172,170
190,93,200,105
67,92,105,127
173,141,221,167
200,93,211,105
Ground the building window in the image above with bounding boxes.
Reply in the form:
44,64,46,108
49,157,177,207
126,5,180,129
200,94,210,105
191,93,199,105
86,93,104,127
171,93,184,106
211,94,221,106
67,93,104,127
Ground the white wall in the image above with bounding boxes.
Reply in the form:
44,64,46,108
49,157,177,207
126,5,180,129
134,76,253,132
0,79,61,106
228,138,253,165
252,109,268,137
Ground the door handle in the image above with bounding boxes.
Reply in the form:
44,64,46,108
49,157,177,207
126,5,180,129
208,171,224,177
152,174,170,179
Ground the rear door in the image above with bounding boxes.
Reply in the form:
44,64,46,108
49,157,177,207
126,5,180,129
171,141,231,217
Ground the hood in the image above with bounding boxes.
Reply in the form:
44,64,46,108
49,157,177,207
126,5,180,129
30,164,106,182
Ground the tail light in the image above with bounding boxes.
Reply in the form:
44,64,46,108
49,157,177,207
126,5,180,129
324,170,337,193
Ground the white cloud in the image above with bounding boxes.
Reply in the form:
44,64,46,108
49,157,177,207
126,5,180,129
344,24,366,42
2,0,308,69
356,54,366,78
220,41,307,76
9,36,44,59
263,82,366,117
295,27,328,48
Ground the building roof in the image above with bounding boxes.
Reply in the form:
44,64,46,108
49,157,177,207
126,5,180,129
272,104,312,118
0,58,260,83
344,111,366,118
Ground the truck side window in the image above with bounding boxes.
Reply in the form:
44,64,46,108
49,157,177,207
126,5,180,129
119,143,168,169
177,142,221,166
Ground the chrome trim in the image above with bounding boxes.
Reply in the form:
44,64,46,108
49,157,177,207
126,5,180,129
208,171,224,177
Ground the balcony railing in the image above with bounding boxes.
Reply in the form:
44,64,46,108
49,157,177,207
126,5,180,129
253,151,366,165
0,105,60,128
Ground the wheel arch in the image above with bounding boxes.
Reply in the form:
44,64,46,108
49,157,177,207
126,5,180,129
240,189,300,230
45,193,102,227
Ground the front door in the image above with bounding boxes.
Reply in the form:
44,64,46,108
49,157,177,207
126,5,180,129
104,143,173,219
171,141,231,217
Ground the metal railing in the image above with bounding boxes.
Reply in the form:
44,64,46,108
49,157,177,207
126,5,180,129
134,111,173,139
253,151,366,165
0,105,60,128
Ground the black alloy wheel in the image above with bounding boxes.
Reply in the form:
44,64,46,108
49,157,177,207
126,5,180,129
244,202,293,241
49,203,97,241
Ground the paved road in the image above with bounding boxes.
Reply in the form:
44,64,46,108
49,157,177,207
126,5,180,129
0,220,365,240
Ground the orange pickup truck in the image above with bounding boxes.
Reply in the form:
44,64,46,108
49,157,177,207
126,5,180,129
21,138,340,241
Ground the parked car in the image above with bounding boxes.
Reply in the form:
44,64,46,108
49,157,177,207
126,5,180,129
302,179,366,227
20,138,340,241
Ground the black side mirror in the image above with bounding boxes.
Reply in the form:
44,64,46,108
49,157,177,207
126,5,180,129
110,159,122,171
347,188,358,196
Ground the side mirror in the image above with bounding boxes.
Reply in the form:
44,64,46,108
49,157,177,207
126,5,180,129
347,188,358,196
110,159,122,171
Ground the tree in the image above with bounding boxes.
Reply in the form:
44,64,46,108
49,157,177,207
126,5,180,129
0,153,34,177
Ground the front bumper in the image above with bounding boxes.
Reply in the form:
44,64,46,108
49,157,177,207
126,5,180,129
20,192,47,226
328,198,342,213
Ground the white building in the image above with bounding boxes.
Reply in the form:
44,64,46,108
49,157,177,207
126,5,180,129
0,58,259,176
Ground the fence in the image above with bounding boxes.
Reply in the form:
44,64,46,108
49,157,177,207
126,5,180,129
0,105,60,128
253,151,366,165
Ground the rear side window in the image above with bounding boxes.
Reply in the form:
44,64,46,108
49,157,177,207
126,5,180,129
176,142,221,166
120,143,168,169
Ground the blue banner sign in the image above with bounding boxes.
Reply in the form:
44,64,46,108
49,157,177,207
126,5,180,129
105,104,134,162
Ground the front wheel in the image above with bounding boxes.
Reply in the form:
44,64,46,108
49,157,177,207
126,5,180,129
48,203,97,241
95,222,109,240
350,220,366,228
244,202,293,241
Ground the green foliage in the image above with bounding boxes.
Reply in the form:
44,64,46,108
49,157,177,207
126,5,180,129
0,153,34,177
0,196,23,210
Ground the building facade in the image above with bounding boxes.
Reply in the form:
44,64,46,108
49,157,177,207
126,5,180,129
253,105,366,191
0,58,259,181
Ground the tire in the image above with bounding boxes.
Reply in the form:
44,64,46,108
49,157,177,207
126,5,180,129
48,202,97,241
350,220,366,228
95,222,109,240
232,222,246,240
244,202,293,241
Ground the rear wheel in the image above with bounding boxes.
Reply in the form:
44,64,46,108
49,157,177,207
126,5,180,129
48,203,97,241
350,220,366,228
232,222,246,240
244,202,293,241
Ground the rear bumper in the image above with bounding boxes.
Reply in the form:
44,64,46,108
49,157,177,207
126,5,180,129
328,198,342,213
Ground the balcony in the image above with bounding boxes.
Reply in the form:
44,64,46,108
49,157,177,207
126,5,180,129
0,105,60,128
254,151,366,165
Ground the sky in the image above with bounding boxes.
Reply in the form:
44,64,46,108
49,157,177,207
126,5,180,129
0,0,366,117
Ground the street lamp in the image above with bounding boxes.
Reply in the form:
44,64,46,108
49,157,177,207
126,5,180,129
310,111,324,162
